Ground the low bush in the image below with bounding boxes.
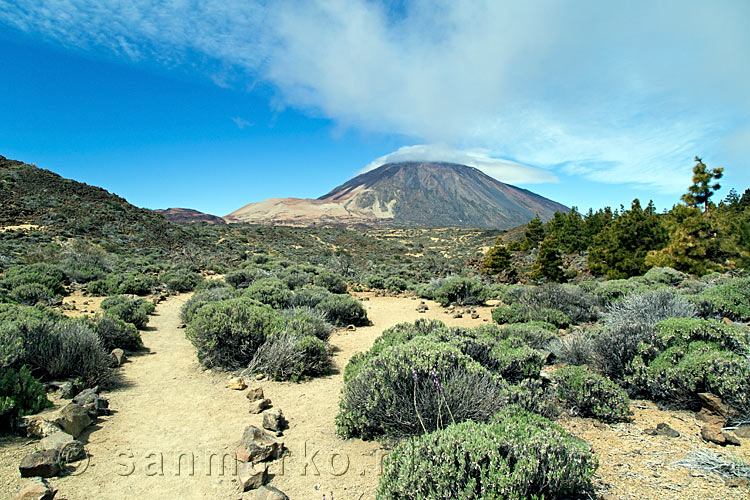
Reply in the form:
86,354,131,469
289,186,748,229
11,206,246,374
10,283,55,306
548,331,595,366
643,266,689,286
0,365,51,431
185,298,282,369
245,333,330,382
100,295,153,329
115,272,156,296
276,265,316,290
492,303,571,328
3,263,66,296
315,294,368,327
194,279,229,291
180,286,238,324
242,278,292,309
377,406,597,500
494,322,558,349
488,337,544,382
90,316,142,351
433,277,486,306
553,366,631,422
289,285,332,308
648,318,749,357
314,271,347,294
691,278,750,322
280,306,334,341
225,268,268,289
515,283,601,324
384,276,408,293
161,269,202,292
362,275,385,289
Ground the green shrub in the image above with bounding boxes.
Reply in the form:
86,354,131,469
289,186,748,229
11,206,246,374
277,266,316,290
488,337,544,382
492,304,571,328
100,295,152,329
290,285,332,308
86,278,114,296
0,365,51,431
692,278,750,322
433,277,486,306
377,407,597,500
649,318,749,356
185,298,282,369
548,331,595,366
242,278,292,309
384,276,408,293
314,271,347,294
246,333,331,382
494,322,558,349
161,269,202,292
10,283,55,306
643,266,689,286
3,263,66,296
194,279,229,291
90,316,142,351
38,320,114,387
225,268,267,289
315,294,368,326
363,275,385,289
180,286,238,324
553,366,631,422
280,306,334,341
115,272,156,295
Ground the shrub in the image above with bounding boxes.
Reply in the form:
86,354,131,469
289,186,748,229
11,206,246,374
593,290,697,381
629,341,750,411
384,276,408,293
315,294,368,327
510,283,601,325
86,278,114,296
488,337,544,382
186,298,282,369
115,272,156,296
691,278,750,322
180,286,238,324
38,320,114,387
649,318,749,357
495,322,558,349
280,306,334,341
3,263,66,296
553,366,631,422
289,285,332,308
90,316,142,351
336,339,491,439
0,365,51,431
377,407,597,500
433,277,486,306
492,303,571,328
643,266,689,286
225,268,267,289
161,269,202,292
314,271,347,294
245,333,330,382
548,331,595,366
194,278,229,291
363,275,385,289
10,283,55,306
100,295,152,329
589,279,644,304
242,278,292,309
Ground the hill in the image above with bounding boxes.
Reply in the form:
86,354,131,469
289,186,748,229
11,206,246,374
225,162,567,229
155,208,226,224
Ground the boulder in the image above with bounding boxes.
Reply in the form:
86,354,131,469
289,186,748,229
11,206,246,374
227,377,247,390
13,478,57,500
701,425,741,446
54,403,91,438
262,409,286,432
452,313,463,319
726,477,750,488
19,450,61,478
346,325,356,331
237,462,269,491
249,398,272,414
41,433,86,462
40,432,73,452
19,414,62,439
110,348,125,366
696,393,729,426
72,388,110,417
644,423,680,438
246,387,264,403
733,425,750,439
235,426,284,463
254,485,290,500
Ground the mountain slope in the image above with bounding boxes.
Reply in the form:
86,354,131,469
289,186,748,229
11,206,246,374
226,162,567,229
155,208,226,224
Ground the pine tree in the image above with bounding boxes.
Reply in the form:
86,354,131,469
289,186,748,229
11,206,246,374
522,215,546,250
681,157,723,212
532,237,566,282
483,237,512,275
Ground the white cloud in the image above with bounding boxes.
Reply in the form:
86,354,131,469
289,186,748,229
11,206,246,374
362,145,558,185
0,0,747,192
230,116,252,129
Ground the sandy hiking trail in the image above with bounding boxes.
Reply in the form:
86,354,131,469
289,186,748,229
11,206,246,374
2,293,749,500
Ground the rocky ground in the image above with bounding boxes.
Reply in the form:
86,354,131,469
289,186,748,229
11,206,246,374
1,292,748,499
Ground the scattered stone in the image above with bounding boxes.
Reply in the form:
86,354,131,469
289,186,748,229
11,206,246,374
46,381,74,399
701,426,741,446
40,431,86,462
255,374,265,381
54,403,91,438
72,388,110,417
696,393,729,425
416,302,429,313
346,325,356,331
19,451,61,478
40,432,73,452
644,423,680,438
361,297,369,301
471,313,480,319
178,324,187,329
246,387,264,403
13,478,57,500
249,399,272,414
262,409,286,432
110,348,125,366
255,485,290,500
733,425,750,439
237,462,269,491
227,377,247,391
722,317,733,325
19,414,61,439
235,426,284,464
726,477,750,488
452,313,463,318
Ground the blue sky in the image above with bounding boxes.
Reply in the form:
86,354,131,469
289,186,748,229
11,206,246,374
0,1,748,217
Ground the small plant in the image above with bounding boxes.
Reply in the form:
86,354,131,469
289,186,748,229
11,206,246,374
10,283,55,306
553,366,631,422
314,294,368,327
246,333,330,382
433,277,486,306
90,315,143,351
242,277,293,309
548,331,595,366
280,306,334,341
180,286,238,323
691,277,750,322
100,295,153,329
161,268,202,292
0,365,51,431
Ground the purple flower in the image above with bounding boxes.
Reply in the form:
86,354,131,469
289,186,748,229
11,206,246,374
412,368,418,383
431,369,443,392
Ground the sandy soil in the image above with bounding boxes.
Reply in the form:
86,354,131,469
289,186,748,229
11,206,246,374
2,293,748,500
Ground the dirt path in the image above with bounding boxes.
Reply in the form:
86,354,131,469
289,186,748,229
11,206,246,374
1,293,494,500
2,293,748,500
